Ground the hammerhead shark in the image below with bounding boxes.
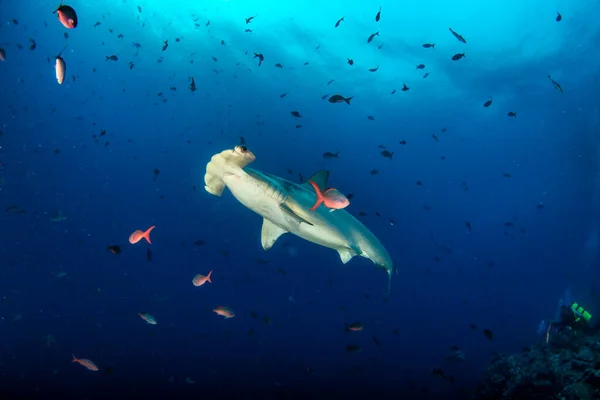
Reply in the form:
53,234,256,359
204,146,394,293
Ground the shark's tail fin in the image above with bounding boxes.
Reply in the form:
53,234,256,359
204,146,256,196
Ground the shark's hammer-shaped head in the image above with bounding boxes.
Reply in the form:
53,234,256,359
204,145,256,196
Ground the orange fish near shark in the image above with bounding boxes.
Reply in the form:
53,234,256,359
308,180,350,211
129,226,155,244
72,355,98,371
213,306,234,319
54,2,78,29
192,270,213,286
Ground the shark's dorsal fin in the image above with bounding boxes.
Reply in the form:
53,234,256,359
261,219,287,250
303,170,330,190
279,204,314,227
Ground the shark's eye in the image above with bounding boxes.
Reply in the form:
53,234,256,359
240,146,248,152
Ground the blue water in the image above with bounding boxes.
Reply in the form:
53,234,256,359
1,1,599,398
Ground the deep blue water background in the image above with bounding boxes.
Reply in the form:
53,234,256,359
1,0,599,398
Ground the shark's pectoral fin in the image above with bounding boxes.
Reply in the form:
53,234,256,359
261,219,288,250
279,204,314,227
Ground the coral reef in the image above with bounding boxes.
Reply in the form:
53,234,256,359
472,325,600,399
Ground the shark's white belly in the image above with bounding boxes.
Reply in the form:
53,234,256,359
293,212,352,251
224,173,284,221
223,173,349,251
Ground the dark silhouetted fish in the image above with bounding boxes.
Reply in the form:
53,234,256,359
381,150,393,159
328,94,352,104
367,31,379,43
449,28,466,43
548,75,563,93
483,329,494,340
253,52,264,66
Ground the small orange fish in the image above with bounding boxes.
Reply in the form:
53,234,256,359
72,354,98,371
192,270,213,287
54,4,78,29
308,180,350,211
213,306,234,319
129,226,155,244
345,322,364,332
107,245,121,254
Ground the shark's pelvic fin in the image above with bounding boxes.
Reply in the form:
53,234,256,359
338,248,357,264
261,219,288,250
302,170,330,190
279,204,314,227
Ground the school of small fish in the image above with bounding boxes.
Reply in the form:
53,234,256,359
0,1,569,387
